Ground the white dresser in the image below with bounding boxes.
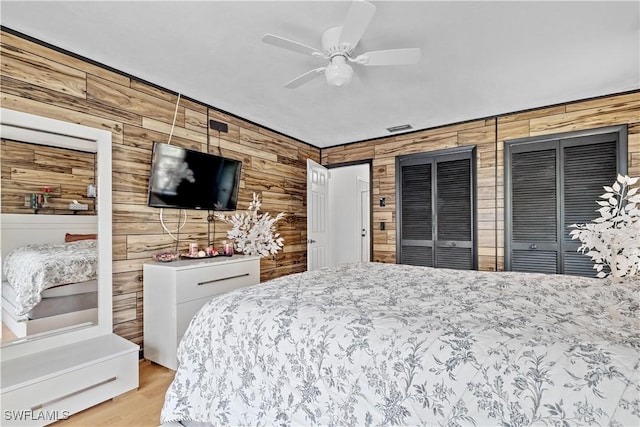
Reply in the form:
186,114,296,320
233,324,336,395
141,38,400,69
143,255,260,370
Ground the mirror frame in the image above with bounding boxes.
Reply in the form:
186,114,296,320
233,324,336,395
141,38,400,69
0,108,113,359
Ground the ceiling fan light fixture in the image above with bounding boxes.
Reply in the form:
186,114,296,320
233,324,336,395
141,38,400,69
325,55,353,87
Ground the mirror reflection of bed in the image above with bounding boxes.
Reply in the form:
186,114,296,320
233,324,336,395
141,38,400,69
0,140,99,345
1,215,99,344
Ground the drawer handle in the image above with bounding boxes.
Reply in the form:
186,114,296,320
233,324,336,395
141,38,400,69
30,376,117,410
198,273,250,286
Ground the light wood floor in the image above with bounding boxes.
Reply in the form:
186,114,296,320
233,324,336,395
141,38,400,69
53,360,175,427
2,321,18,343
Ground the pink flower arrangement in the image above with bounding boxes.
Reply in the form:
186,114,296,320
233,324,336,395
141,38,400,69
41,186,53,201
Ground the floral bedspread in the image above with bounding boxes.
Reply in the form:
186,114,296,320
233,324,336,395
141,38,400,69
3,240,97,315
161,262,639,426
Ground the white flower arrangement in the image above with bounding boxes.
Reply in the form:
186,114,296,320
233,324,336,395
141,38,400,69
214,193,286,258
569,174,640,278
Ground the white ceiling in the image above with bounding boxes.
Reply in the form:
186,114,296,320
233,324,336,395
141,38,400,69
1,1,639,148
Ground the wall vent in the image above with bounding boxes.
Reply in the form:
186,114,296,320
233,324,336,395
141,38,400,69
386,124,413,133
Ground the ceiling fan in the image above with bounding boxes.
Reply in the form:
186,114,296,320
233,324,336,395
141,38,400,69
262,0,421,89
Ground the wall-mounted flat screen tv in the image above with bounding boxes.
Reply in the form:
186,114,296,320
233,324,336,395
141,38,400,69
147,142,242,211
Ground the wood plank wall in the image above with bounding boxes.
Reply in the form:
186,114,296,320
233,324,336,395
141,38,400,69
322,91,640,271
1,140,97,214
0,30,320,347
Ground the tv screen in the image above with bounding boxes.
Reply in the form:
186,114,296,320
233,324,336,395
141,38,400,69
147,142,242,211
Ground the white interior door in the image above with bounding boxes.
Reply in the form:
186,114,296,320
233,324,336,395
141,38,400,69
307,159,329,271
358,178,370,262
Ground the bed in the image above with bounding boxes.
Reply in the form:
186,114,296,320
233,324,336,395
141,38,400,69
1,214,98,339
161,262,639,426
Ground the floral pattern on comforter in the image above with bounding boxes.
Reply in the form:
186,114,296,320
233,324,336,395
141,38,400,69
3,240,97,315
161,262,640,426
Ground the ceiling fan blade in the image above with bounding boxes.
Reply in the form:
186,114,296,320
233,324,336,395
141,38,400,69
262,34,324,57
338,0,376,51
356,48,421,66
283,67,326,89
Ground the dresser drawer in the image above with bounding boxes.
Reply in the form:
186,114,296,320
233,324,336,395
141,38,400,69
175,260,259,303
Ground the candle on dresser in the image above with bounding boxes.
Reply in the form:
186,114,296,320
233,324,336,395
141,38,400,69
189,242,198,257
222,241,234,256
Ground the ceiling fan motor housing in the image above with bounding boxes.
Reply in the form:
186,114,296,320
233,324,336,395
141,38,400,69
322,26,352,55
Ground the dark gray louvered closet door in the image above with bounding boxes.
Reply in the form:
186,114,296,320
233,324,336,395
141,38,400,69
436,158,474,269
398,147,476,270
562,136,617,277
510,147,559,273
400,163,433,267
506,126,626,277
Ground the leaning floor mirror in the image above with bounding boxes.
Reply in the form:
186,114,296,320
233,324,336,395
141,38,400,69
1,109,138,427
0,108,113,357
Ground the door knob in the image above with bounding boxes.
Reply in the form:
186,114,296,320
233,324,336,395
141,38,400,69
307,239,316,244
